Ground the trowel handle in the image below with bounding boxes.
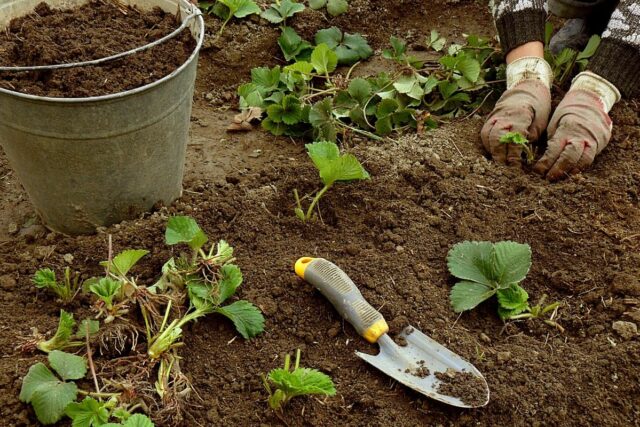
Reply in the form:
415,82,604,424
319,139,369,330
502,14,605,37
295,257,389,343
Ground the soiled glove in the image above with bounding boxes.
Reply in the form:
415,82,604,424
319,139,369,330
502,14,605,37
481,57,552,165
534,71,620,181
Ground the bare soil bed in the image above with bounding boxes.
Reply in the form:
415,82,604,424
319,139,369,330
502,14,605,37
1,0,639,426
0,1,195,97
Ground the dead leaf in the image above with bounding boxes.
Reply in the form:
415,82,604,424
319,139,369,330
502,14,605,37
227,107,263,132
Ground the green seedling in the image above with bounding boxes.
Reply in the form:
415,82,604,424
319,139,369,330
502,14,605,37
315,27,373,65
261,0,305,25
278,26,313,61
262,349,336,411
32,267,81,303
544,22,600,87
203,0,261,36
447,241,532,319
508,294,564,332
499,131,534,164
447,241,563,329
294,141,370,221
308,0,348,16
66,398,155,427
35,309,98,353
145,216,264,360
86,249,149,322
426,29,446,52
383,36,424,68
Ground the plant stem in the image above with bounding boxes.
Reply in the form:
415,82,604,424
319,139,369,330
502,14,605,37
218,16,232,37
305,184,332,220
86,322,100,394
78,390,120,398
339,123,384,141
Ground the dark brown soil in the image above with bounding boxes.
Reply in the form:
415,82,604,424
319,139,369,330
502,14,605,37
435,369,487,407
404,360,430,378
1,0,640,426
0,1,195,97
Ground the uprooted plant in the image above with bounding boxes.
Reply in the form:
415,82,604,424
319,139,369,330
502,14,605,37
20,350,154,426
236,30,505,141
262,349,336,411
544,22,601,88
20,215,265,424
22,309,99,353
446,241,563,330
499,131,535,164
145,216,265,398
294,141,370,221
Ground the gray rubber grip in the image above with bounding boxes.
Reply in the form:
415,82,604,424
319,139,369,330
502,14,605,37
304,258,386,339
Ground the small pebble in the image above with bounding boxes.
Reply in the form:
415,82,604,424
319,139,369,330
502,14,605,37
612,321,637,340
63,253,74,264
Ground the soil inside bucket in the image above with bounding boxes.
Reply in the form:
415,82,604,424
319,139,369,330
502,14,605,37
0,1,196,97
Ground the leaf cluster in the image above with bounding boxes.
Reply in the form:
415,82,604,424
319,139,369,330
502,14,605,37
238,30,504,141
200,0,261,36
20,349,156,426
36,309,99,353
544,23,601,87
263,349,336,411
294,141,369,221
146,216,264,360
499,131,535,164
447,241,532,319
309,0,348,16
32,267,81,303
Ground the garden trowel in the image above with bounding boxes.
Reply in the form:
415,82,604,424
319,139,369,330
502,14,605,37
294,257,490,408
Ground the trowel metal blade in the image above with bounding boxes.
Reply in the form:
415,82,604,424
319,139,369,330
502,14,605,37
355,325,490,408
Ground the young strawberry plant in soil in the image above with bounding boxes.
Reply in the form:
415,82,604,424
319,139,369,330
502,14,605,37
1,0,640,426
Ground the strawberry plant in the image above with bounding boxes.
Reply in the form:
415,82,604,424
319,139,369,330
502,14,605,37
32,267,81,303
544,23,601,87
20,349,155,425
499,131,534,164
85,249,149,323
237,31,504,141
20,351,88,424
146,216,264,359
447,241,563,328
262,349,336,410
315,27,373,65
201,0,261,36
34,309,99,353
308,0,348,16
294,141,369,221
261,0,305,25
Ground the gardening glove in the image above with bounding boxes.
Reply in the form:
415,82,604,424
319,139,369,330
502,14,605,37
533,71,620,181
481,56,553,165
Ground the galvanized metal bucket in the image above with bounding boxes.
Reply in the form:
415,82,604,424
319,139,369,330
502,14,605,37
0,0,205,234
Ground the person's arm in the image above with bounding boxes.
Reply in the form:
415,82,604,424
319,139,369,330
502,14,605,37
481,1,551,165
534,1,639,180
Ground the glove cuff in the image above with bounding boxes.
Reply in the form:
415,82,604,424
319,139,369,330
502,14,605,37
571,71,621,113
506,56,553,90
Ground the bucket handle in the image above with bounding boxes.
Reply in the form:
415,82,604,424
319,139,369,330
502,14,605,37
0,1,202,72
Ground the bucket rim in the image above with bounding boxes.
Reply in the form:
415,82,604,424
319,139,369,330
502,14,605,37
0,0,205,104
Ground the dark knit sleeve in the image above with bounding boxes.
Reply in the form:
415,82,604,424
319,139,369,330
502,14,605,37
588,1,640,97
492,1,547,54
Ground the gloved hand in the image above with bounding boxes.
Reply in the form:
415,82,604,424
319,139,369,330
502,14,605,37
534,71,620,181
481,57,552,165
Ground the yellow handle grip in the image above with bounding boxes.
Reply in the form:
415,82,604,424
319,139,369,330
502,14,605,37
294,257,388,343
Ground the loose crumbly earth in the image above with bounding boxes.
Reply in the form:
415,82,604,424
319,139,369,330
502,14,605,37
0,1,195,97
1,0,640,426
435,369,487,407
